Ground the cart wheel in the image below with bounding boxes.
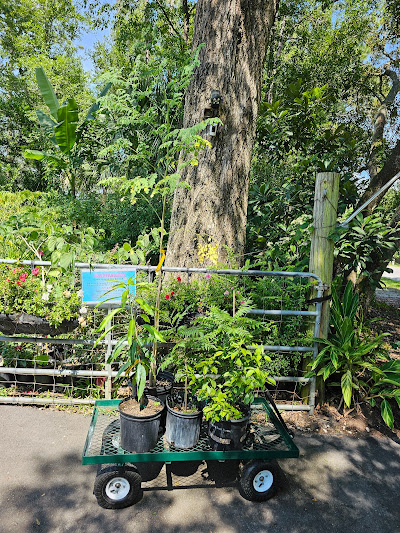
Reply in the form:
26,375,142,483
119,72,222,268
93,466,142,509
239,460,280,502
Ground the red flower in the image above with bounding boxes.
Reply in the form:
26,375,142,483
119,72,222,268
177,276,182,283
19,273,28,282
165,294,170,300
31,267,39,276
16,281,22,287
170,291,174,296
15,345,22,351
38,250,44,256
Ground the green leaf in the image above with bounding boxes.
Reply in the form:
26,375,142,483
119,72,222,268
135,297,154,316
23,150,67,168
23,149,47,161
75,82,112,143
55,98,79,154
35,67,59,120
381,399,394,429
59,253,73,270
331,350,339,369
136,363,147,401
97,308,123,330
108,338,127,363
341,370,353,408
121,288,129,308
142,324,165,342
36,110,57,144
94,324,118,347
127,318,135,347
115,360,132,379
137,249,146,264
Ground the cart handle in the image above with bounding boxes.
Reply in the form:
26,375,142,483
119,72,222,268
263,389,294,438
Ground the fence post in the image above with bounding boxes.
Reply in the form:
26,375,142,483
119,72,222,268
303,172,340,406
105,306,113,400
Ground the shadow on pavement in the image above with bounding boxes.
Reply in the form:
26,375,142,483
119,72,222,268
1,432,400,533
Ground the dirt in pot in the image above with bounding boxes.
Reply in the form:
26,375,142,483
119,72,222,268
169,400,199,414
120,397,164,417
154,379,172,388
168,391,200,414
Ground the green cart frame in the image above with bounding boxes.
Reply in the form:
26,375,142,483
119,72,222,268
83,397,299,509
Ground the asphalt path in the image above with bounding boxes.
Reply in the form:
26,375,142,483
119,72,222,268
0,405,399,533
384,265,400,281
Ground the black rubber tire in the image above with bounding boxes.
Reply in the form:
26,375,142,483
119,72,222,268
238,460,280,502
93,466,142,509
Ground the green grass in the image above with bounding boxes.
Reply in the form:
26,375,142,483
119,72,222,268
381,277,400,290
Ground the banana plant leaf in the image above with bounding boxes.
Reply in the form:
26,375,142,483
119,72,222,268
55,98,79,154
75,82,112,143
35,67,59,120
35,110,57,145
23,150,67,168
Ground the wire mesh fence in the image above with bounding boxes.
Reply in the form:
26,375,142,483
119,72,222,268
0,260,323,410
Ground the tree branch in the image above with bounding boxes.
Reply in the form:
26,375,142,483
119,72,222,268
359,138,400,210
362,67,400,205
155,0,185,44
182,0,190,43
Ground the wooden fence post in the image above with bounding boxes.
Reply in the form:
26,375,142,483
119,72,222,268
303,172,340,405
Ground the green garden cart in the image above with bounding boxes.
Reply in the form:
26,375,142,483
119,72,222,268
82,395,299,509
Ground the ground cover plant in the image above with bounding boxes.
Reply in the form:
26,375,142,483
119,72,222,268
310,281,400,428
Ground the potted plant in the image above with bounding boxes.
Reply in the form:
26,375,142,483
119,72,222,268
161,323,205,449
186,304,275,450
96,276,167,453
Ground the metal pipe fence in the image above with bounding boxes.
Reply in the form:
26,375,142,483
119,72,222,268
0,261,323,411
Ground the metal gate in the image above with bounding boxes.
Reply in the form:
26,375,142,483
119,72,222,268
0,260,323,412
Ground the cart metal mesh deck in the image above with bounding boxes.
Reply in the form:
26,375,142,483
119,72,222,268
82,397,299,466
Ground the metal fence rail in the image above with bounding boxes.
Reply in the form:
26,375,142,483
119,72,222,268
0,261,323,412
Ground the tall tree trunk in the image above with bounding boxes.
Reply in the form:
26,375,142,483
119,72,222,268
359,67,400,213
166,0,279,268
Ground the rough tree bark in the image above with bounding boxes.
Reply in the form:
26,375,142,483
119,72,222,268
165,0,280,268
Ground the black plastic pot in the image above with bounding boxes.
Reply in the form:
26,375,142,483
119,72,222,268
144,371,173,405
144,371,173,431
119,396,164,453
165,396,202,449
208,409,251,451
170,461,202,476
134,461,164,481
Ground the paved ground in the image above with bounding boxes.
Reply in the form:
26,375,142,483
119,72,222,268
1,405,400,533
385,264,400,281
376,264,400,308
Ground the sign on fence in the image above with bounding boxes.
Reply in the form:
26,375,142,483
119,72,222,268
81,269,136,307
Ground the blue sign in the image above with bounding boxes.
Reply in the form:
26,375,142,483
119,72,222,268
81,269,136,307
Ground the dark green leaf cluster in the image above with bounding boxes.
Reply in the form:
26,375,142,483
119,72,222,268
332,211,399,287
309,281,400,428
